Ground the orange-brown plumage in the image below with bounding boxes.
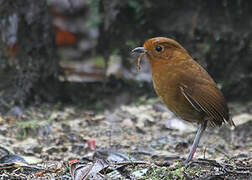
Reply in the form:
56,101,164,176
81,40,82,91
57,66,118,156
132,37,234,163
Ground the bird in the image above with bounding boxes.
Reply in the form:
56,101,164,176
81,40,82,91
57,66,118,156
132,37,235,163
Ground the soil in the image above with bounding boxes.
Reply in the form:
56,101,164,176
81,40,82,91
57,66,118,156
0,94,251,179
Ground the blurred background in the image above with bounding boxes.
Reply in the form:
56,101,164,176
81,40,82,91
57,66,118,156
0,0,251,110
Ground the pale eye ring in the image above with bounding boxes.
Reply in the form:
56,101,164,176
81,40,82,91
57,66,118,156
155,46,162,52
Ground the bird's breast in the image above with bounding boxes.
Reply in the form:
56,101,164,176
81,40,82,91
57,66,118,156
151,64,181,111
151,62,203,123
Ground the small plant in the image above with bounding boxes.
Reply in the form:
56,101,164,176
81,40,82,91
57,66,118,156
184,166,202,178
148,166,168,180
16,119,39,140
170,167,184,180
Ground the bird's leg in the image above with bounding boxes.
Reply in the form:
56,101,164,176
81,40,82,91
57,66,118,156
182,121,207,164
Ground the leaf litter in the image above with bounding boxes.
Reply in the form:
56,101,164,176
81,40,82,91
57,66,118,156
0,101,251,179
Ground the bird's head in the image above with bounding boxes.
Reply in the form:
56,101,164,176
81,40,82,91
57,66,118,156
132,37,190,70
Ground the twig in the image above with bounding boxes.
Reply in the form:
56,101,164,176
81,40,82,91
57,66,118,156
203,146,207,159
185,158,252,176
113,160,151,166
215,147,230,159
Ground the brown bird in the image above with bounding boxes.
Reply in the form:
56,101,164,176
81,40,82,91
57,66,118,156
132,37,235,163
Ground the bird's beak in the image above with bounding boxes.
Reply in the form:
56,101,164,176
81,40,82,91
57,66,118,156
131,47,147,71
131,47,147,54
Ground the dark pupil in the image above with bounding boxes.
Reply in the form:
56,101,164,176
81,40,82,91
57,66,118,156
155,46,162,52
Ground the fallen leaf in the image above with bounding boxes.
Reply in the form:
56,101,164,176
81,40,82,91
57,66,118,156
70,159,108,180
232,113,252,126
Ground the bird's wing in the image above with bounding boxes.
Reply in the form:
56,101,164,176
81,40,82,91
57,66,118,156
179,61,234,127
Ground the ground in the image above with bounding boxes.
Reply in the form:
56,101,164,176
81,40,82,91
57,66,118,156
0,98,251,179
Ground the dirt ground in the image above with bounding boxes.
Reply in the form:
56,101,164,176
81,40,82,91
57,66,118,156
0,98,251,179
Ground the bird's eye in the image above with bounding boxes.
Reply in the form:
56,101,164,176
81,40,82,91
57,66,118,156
155,46,162,52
